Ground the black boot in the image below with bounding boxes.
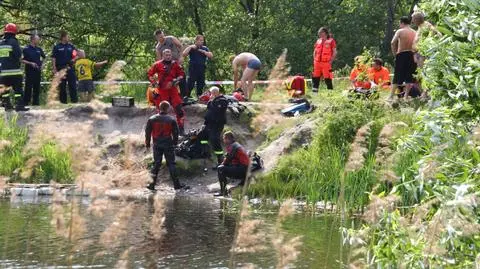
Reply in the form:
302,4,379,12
214,181,228,197
147,175,157,191
15,105,30,112
14,95,29,112
147,182,156,192
173,177,189,190
325,79,334,90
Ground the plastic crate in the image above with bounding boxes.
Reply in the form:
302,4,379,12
112,96,134,107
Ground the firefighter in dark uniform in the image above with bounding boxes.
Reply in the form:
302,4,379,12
22,34,46,106
0,23,29,111
214,131,250,197
145,101,188,191
52,30,78,104
204,86,229,168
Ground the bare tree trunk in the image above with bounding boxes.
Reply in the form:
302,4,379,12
192,0,204,36
382,0,396,59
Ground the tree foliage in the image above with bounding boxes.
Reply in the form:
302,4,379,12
1,0,418,79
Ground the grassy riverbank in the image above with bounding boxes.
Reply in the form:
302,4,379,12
247,91,415,209
0,117,74,184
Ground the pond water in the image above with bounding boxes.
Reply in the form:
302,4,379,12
0,196,349,268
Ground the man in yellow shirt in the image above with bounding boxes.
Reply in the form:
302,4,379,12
74,50,107,102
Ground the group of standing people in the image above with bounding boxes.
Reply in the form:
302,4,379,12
0,25,107,111
146,29,251,194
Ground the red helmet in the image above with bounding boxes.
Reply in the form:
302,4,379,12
4,23,17,34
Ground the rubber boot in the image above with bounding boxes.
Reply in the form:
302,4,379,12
147,175,157,191
172,177,189,190
214,181,228,197
325,79,333,90
14,95,29,112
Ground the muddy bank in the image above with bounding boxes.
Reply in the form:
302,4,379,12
1,101,315,199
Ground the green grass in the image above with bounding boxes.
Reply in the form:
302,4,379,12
31,142,75,184
0,117,74,184
247,89,415,210
0,116,28,176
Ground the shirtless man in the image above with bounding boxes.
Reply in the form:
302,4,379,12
154,29,187,96
389,16,417,100
154,29,183,63
412,12,441,67
232,52,261,101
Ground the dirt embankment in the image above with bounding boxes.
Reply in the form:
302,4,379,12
9,101,316,198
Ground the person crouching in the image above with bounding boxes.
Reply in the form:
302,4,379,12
145,101,188,191
215,131,250,197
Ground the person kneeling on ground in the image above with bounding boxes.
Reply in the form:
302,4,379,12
205,86,229,169
215,131,250,197
145,101,188,191
74,49,107,102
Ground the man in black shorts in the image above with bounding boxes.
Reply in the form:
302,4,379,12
389,16,417,100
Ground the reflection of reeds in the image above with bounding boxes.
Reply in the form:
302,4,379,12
231,199,267,253
114,247,133,269
87,198,109,217
47,69,67,106
50,189,67,237
272,234,302,269
273,199,302,269
150,194,166,240
99,202,134,249
230,199,302,268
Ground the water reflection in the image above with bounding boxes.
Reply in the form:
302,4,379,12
0,196,348,268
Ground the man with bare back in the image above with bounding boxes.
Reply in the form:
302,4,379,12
232,52,261,101
389,16,417,100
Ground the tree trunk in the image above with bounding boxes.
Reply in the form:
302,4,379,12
382,0,396,59
192,0,204,36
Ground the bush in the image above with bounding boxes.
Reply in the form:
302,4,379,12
32,142,75,184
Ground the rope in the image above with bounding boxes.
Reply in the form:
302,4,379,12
38,77,351,86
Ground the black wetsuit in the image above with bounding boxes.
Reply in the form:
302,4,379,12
205,95,229,165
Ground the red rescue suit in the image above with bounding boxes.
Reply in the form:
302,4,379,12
147,60,185,130
313,38,336,79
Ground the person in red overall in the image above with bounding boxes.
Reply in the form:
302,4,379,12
214,131,250,197
312,27,337,92
147,49,186,135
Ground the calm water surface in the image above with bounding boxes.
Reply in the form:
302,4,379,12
0,196,349,268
